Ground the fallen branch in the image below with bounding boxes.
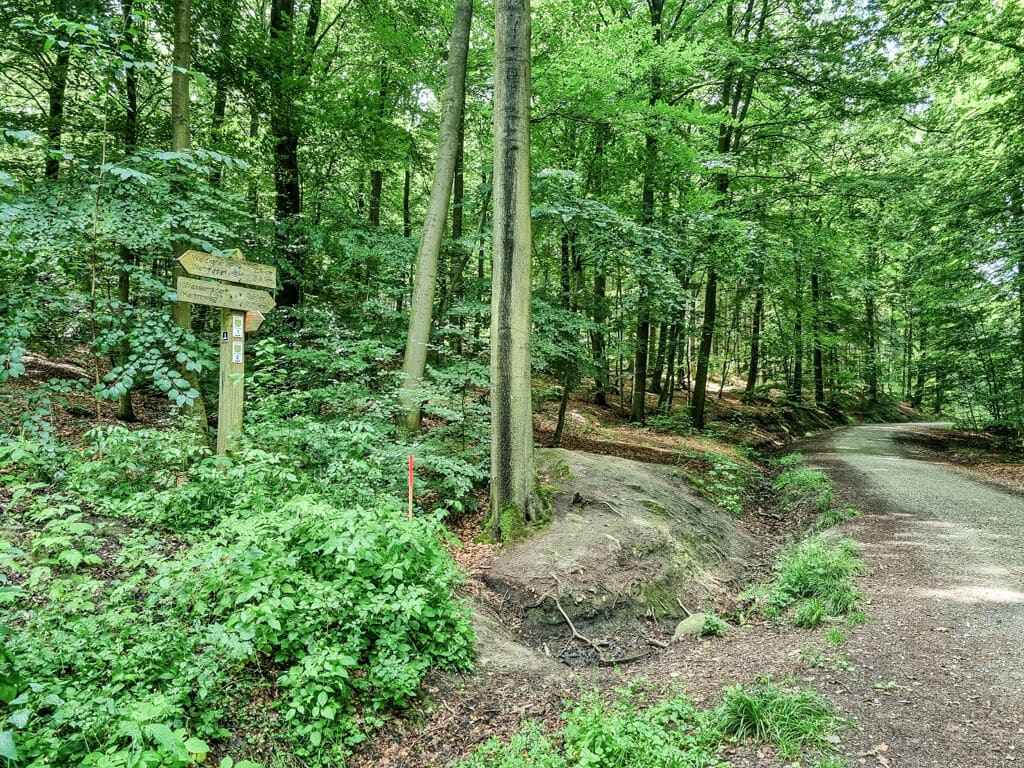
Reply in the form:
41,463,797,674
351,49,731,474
552,594,604,654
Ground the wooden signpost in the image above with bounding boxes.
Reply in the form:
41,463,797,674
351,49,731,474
176,250,277,455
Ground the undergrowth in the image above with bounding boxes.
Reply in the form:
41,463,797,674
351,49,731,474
744,537,867,628
0,331,487,767
457,680,845,767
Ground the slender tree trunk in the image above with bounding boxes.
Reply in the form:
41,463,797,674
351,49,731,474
490,0,536,538
649,322,668,393
657,323,680,413
269,0,308,307
46,46,71,180
592,271,609,406
866,294,878,404
745,288,763,395
398,0,473,433
630,295,650,422
116,0,139,422
369,170,383,227
552,232,576,447
691,271,717,429
811,266,825,406
169,0,208,434
718,290,741,398
791,259,803,401
912,321,926,409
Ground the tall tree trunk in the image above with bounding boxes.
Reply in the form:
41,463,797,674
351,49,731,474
398,0,473,433
630,295,650,422
865,270,879,404
657,323,680,413
912,321,926,409
46,45,71,180
490,0,536,538
649,322,668,393
369,170,383,227
592,271,609,406
552,232,576,447
269,0,307,307
691,271,717,429
117,0,139,422
791,259,803,401
209,2,235,187
169,0,208,434
745,288,763,395
811,265,825,406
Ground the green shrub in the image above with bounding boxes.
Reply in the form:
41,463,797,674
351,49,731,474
826,628,846,647
816,504,859,531
683,452,754,516
773,468,830,498
774,452,804,468
5,495,474,766
459,724,567,768
713,679,839,758
792,599,827,628
771,537,866,617
701,612,729,637
460,682,847,767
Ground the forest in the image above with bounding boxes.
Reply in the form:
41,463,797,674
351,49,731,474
1,0,1022,765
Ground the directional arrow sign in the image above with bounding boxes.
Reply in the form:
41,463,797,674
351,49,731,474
178,249,277,289
244,310,265,333
176,276,275,312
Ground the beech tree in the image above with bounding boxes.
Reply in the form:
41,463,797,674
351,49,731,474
399,0,473,433
489,0,536,539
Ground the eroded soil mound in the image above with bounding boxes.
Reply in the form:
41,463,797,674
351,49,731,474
483,449,756,663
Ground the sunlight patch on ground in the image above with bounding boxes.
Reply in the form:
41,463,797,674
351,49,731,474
919,585,1024,604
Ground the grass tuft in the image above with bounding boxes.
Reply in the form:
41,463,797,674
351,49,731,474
713,678,840,758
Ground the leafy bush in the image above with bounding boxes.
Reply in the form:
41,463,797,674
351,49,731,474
158,496,474,754
713,679,839,758
3,494,474,766
792,599,827,628
701,612,729,637
683,451,753,516
460,689,724,768
773,452,804,468
770,537,866,618
773,468,830,498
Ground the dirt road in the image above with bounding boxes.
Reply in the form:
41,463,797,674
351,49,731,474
804,423,1024,767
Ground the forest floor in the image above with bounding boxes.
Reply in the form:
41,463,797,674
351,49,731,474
10,356,1021,766
358,421,1024,768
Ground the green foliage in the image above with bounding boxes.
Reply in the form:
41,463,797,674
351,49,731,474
461,682,845,767
816,504,860,531
769,538,866,619
459,688,726,768
0,625,23,763
773,452,804,468
826,628,846,648
682,452,754,516
700,612,729,637
1,463,475,767
792,599,827,629
773,468,830,499
713,679,840,758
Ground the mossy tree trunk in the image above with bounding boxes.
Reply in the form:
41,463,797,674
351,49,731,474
490,0,537,539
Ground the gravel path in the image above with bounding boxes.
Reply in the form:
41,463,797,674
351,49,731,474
805,423,1024,767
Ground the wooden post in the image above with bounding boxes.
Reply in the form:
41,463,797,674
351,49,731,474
175,248,275,454
217,308,246,454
